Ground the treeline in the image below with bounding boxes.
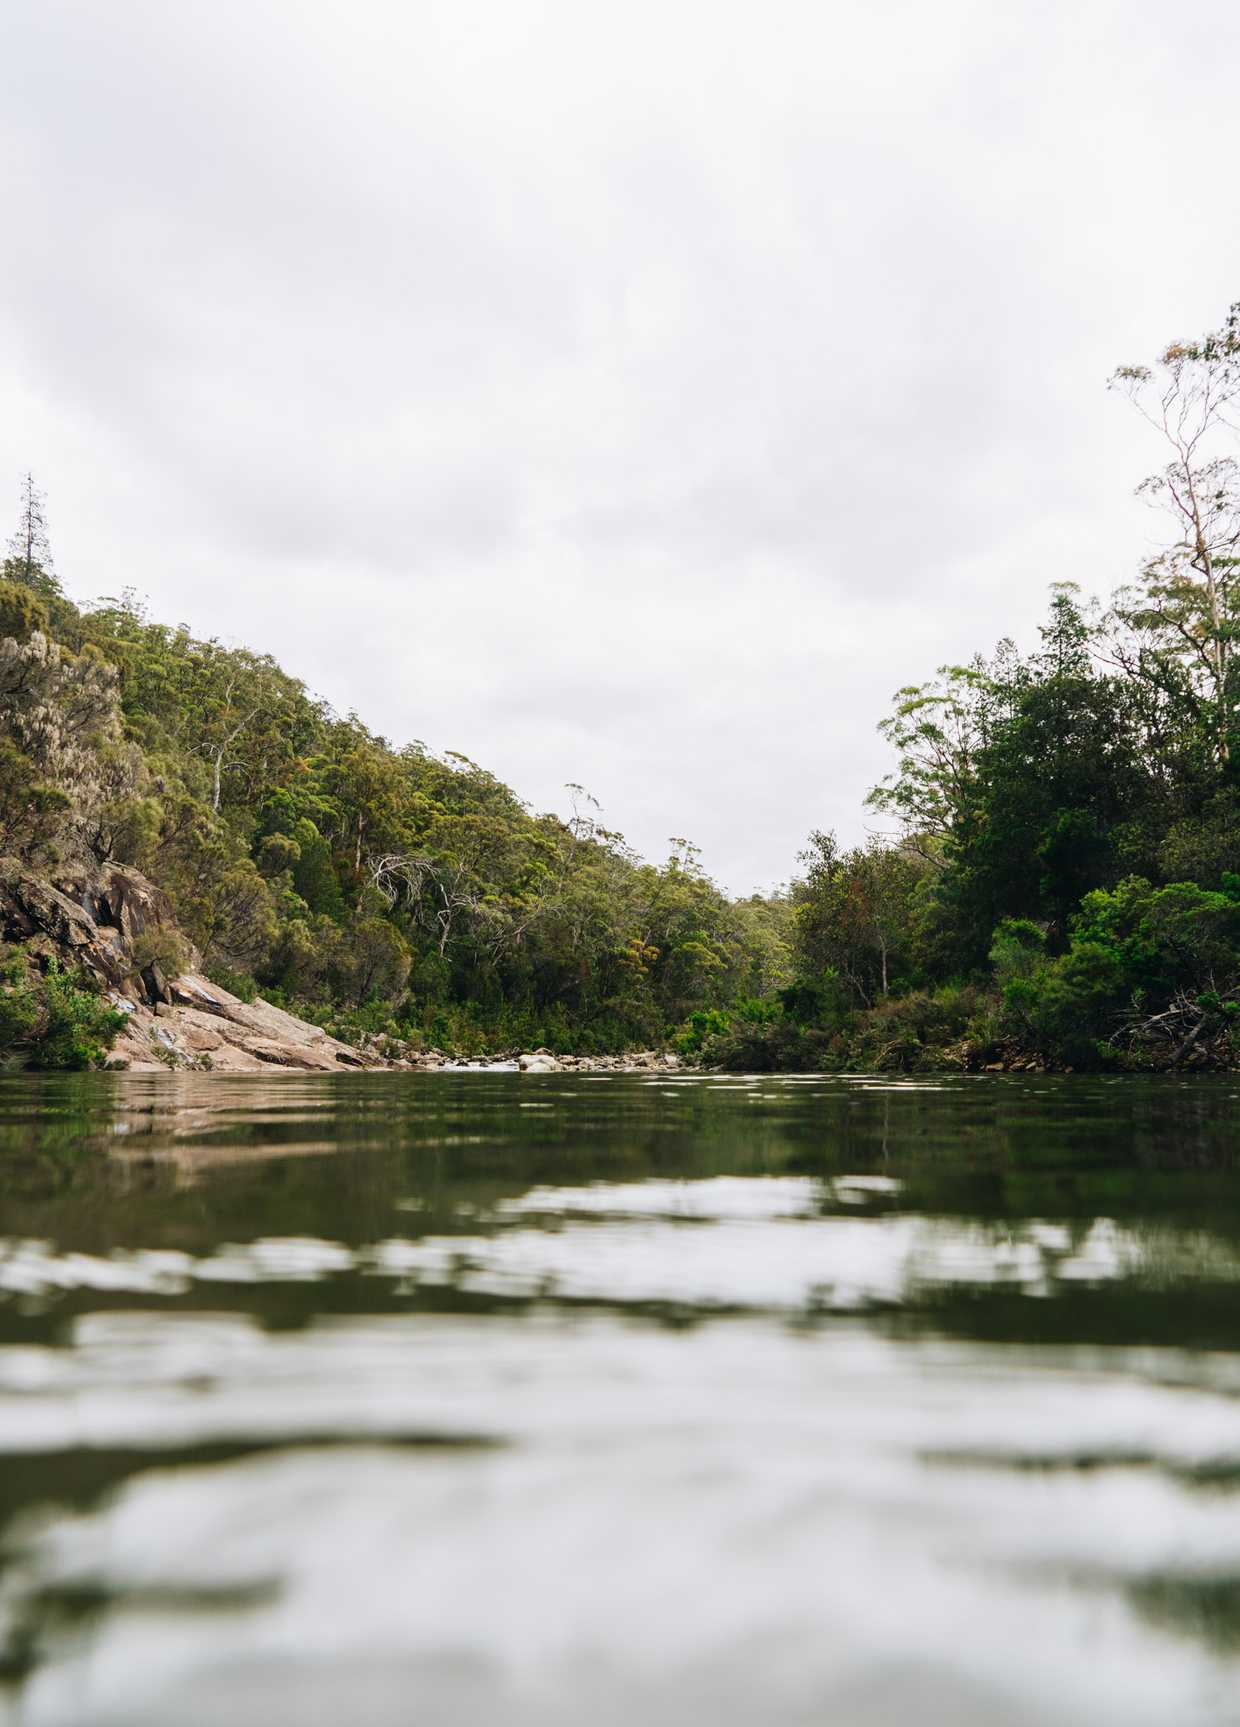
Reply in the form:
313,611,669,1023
690,301,1240,1071
0,484,790,1056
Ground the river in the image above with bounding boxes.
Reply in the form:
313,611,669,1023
2,1070,1239,1725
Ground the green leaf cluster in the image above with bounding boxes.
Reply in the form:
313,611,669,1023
0,955,126,1070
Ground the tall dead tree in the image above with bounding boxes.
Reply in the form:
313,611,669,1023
6,473,59,596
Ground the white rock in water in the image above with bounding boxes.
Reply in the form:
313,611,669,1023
519,1053,560,1073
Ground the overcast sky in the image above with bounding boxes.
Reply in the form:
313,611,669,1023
3,0,1239,893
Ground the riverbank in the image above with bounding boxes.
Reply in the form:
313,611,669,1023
4,858,1233,1079
681,977,1240,1076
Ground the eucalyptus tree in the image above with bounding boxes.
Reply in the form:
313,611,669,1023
865,643,1024,854
793,831,928,1004
1110,303,1240,763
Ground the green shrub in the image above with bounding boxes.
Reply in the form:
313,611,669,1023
36,965,127,1070
0,958,126,1070
694,1014,831,1072
0,579,49,643
129,928,189,982
988,918,1046,989
0,979,41,1050
1073,877,1240,999
988,879,1240,1066
675,1007,736,1055
1001,940,1126,1065
829,985,983,1071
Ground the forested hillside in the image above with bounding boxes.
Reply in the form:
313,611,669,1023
0,487,790,1061
4,298,1240,1071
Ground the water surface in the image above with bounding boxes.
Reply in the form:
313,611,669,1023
2,1071,1240,1725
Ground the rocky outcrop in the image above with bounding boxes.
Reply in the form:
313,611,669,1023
0,860,186,1005
0,857,387,1073
108,973,389,1073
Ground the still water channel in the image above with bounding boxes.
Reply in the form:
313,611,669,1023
1,1071,1240,1725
